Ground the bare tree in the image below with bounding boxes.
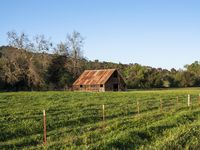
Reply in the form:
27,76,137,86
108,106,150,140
7,31,32,50
54,42,69,56
6,31,48,89
67,31,84,77
33,34,53,53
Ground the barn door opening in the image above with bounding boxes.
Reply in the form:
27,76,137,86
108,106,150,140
113,84,118,91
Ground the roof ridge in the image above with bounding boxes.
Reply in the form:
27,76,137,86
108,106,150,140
84,68,116,71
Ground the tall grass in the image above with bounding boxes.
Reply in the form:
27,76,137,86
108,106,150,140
0,89,200,149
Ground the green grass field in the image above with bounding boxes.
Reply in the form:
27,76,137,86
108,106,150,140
1,88,200,149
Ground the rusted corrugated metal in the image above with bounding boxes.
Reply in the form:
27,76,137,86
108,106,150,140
73,69,116,85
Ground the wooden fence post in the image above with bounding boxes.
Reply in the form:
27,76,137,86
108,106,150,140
43,110,47,145
160,99,163,113
176,96,179,109
188,94,190,107
199,94,200,105
102,104,106,129
102,104,105,122
137,100,140,115
176,96,179,104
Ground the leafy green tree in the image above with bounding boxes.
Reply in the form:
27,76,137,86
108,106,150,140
185,61,200,86
47,55,73,90
174,71,196,87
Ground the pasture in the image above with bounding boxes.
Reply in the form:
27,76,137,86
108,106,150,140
1,88,200,149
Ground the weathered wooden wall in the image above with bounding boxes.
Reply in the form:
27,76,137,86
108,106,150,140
73,84,105,92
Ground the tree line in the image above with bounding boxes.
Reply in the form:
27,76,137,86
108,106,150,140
0,31,200,91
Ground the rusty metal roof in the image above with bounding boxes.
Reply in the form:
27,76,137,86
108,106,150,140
73,69,116,85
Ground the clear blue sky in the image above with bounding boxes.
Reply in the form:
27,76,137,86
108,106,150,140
1,0,200,69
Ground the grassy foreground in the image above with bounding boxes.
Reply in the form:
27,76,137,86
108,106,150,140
1,88,200,149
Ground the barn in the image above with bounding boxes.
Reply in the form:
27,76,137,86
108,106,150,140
72,69,126,92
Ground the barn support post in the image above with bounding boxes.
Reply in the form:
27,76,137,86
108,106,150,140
43,110,47,145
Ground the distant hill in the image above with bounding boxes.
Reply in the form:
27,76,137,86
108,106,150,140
0,46,200,91
0,46,126,91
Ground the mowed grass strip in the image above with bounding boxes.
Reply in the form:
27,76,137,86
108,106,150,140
0,88,200,149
